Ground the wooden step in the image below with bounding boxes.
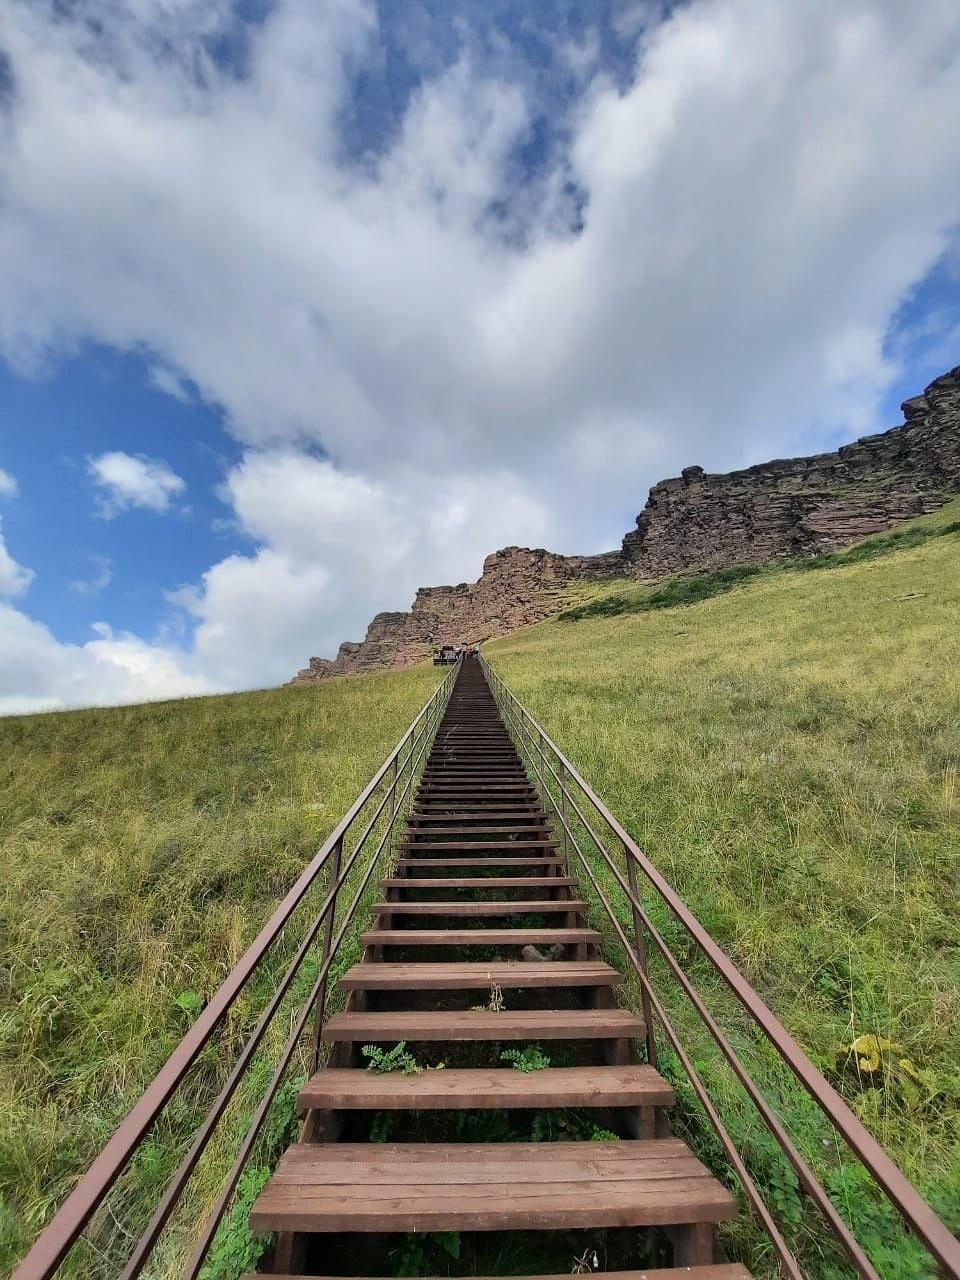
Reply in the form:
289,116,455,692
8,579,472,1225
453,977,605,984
396,857,565,869
298,1064,673,1112
250,1268,751,1280
249,1139,737,1233
401,826,550,837
380,877,576,890
422,778,542,788
400,840,558,852
410,811,546,819
361,927,599,947
321,1008,644,1042
424,762,524,769
421,781,533,787
339,960,619,990
426,756,522,762
372,900,585,916
422,772,527,780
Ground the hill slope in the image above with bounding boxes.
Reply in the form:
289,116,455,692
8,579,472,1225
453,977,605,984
487,500,960,1227
293,364,960,681
0,665,440,1276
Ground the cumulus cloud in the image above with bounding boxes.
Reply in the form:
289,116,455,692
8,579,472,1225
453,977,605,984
0,519,34,597
69,555,113,595
0,0,959,710
0,467,18,498
170,451,553,688
0,604,217,716
88,451,187,516
147,364,192,403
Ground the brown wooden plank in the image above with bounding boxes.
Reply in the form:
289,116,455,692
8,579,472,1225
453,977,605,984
298,1064,673,1112
338,960,619,990
250,1268,752,1280
400,841,558,851
396,857,565,869
379,877,576,890
420,782,534,787
410,811,546,820
359,928,599,946
371,900,586,916
321,1008,644,1042
400,827,551,837
249,1140,737,1233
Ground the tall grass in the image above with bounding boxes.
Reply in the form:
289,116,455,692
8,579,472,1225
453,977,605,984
0,666,440,1277
488,500,960,1276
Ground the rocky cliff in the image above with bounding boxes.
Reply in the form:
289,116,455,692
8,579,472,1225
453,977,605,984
621,365,960,576
291,366,960,682
293,547,623,680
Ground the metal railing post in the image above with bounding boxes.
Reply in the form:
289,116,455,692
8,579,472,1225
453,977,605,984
625,846,657,1068
559,763,571,862
310,835,343,1073
388,755,400,857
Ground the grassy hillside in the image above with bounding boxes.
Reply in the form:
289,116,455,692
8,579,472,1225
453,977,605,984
487,500,960,1275
0,665,440,1276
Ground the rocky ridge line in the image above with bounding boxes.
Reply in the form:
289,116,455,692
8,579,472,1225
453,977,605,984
291,365,960,682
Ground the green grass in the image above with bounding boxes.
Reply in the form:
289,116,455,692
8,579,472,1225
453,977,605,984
5,500,960,1279
487,498,960,1277
0,665,441,1278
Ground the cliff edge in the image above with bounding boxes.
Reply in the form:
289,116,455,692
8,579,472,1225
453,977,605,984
291,365,960,683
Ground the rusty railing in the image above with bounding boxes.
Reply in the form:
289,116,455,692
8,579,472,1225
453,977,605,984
13,664,457,1280
481,653,960,1280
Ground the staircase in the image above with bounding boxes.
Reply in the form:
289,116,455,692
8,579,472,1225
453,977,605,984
247,655,749,1279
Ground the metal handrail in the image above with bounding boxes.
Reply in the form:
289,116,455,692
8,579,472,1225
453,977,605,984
14,664,458,1280
481,653,960,1280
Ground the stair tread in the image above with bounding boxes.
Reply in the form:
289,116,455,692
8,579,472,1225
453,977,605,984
339,960,619,989
251,1269,752,1280
380,877,576,889
322,1008,645,1042
421,783,535,788
397,857,565,868
361,928,599,945
400,841,559,851
249,1140,738,1233
298,1064,673,1111
402,827,550,837
373,900,585,916
410,811,547,818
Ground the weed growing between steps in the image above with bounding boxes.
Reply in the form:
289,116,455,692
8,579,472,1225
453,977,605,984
0,665,440,1278
488,499,960,1278
307,1226,672,1278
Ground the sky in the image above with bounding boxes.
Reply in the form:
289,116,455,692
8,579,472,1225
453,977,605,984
0,0,959,714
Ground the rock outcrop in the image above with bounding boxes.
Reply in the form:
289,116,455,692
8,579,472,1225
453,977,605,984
292,366,960,683
292,547,623,681
622,365,960,576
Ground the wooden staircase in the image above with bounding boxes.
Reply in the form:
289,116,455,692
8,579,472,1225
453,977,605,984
246,655,748,1279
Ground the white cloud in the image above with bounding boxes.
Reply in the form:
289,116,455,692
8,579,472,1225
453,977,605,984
88,451,186,516
148,364,192,403
69,555,113,595
0,0,959,709
0,467,18,498
169,451,553,688
0,519,34,597
0,604,217,716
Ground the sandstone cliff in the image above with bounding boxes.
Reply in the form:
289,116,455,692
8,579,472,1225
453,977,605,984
291,366,960,683
293,548,622,680
621,365,960,576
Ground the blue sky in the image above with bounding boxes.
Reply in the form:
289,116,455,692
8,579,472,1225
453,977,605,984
0,0,958,712
0,348,245,644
